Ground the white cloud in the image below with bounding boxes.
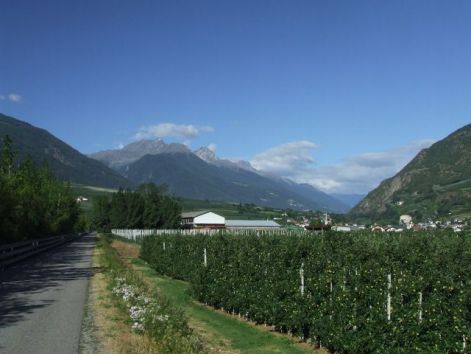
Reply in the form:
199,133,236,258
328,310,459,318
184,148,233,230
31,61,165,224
7,94,22,102
251,140,318,174
207,143,217,152
0,93,22,103
135,123,214,140
251,139,435,194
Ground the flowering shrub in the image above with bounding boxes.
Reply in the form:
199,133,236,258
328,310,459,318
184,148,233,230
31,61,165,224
111,277,148,332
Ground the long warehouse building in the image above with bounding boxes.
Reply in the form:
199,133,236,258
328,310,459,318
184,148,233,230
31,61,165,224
181,211,281,230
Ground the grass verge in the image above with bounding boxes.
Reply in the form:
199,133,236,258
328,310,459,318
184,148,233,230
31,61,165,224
80,235,157,353
87,235,205,353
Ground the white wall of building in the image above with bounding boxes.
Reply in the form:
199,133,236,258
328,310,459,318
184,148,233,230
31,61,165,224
194,212,225,225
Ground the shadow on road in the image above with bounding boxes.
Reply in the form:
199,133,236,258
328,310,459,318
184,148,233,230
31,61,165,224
0,234,95,330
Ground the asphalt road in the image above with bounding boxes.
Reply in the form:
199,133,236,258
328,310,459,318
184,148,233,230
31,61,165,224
0,233,95,354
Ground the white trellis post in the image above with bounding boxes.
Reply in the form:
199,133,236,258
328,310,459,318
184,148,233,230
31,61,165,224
387,273,392,321
163,241,166,251
354,268,358,329
329,280,333,320
418,291,423,323
203,248,207,267
300,263,305,296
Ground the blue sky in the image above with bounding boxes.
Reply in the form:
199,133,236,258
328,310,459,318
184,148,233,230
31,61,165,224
1,0,470,194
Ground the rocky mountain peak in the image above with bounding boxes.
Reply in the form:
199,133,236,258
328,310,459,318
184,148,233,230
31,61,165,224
122,139,165,153
194,146,217,163
90,139,190,168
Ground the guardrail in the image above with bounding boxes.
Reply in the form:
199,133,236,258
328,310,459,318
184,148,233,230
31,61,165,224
0,233,82,271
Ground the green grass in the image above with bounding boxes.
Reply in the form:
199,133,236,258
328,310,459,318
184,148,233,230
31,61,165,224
131,257,314,354
70,183,117,199
70,184,118,221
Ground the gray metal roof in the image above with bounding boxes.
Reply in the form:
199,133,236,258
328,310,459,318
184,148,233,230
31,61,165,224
181,211,210,218
225,220,281,228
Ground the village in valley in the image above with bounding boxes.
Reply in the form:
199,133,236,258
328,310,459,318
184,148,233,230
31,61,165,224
178,208,469,233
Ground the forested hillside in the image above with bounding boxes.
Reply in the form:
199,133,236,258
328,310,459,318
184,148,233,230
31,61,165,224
350,123,471,222
0,113,131,188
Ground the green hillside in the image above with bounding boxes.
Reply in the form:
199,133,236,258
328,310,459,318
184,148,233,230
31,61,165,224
350,123,471,223
0,113,132,189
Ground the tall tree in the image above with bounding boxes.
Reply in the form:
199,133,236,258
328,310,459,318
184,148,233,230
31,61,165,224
92,196,111,232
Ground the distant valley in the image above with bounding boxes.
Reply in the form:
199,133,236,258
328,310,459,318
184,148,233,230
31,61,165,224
3,112,470,219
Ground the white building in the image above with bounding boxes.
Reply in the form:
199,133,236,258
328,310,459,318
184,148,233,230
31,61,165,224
332,225,351,232
400,214,413,229
181,211,225,229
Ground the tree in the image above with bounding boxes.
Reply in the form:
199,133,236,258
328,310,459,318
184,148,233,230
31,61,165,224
0,137,81,242
137,183,168,228
92,196,111,232
125,192,144,228
91,182,182,231
110,189,128,228
0,135,14,176
159,196,182,229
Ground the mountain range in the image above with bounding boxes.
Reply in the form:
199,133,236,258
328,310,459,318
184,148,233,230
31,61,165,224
0,113,349,212
90,140,350,212
350,123,471,222
6,111,468,219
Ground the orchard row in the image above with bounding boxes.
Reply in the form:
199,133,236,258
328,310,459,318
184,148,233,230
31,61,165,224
140,231,471,353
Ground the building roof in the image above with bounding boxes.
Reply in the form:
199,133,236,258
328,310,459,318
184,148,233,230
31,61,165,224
225,220,281,228
181,211,210,218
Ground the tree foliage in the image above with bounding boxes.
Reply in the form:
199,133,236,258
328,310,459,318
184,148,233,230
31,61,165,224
0,135,81,243
92,183,181,232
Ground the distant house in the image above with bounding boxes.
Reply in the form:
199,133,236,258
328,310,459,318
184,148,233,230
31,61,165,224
400,214,413,229
76,196,89,203
385,226,403,233
181,211,225,229
371,225,385,232
332,225,351,232
225,220,281,230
